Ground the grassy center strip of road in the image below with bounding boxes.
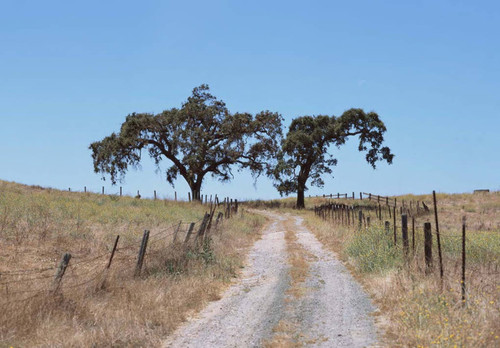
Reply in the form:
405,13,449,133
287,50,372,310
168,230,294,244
263,216,314,347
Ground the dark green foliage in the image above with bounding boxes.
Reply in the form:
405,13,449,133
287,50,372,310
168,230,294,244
90,85,283,200
273,109,394,208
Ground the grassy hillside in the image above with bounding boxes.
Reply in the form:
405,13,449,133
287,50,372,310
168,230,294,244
0,180,265,346
299,191,499,347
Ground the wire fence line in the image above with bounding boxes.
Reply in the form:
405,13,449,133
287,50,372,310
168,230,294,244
0,197,240,307
314,190,499,304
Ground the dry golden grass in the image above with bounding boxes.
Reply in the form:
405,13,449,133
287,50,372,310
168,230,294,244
264,217,313,348
263,319,302,348
283,218,312,300
0,180,265,347
299,191,499,347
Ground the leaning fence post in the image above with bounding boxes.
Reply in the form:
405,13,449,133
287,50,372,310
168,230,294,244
107,235,120,269
173,221,182,243
402,214,409,257
215,212,223,227
184,223,196,243
52,253,72,293
135,230,150,277
424,222,433,273
195,213,210,244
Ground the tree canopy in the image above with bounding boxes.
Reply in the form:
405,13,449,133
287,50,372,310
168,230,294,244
272,109,394,208
90,85,283,200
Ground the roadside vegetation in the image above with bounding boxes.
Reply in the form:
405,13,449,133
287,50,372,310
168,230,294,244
0,180,265,346
299,192,499,347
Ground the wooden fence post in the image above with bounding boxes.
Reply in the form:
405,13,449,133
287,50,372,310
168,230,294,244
412,217,415,253
107,235,120,269
385,221,390,235
215,212,223,227
393,206,397,245
424,222,433,273
195,213,210,244
188,192,191,202
184,223,195,243
84,186,86,193
175,191,177,201
402,214,409,257
154,190,157,200
352,192,355,199
461,216,466,305
120,186,122,196
358,210,363,230
102,186,104,195
52,253,72,293
432,190,444,281
360,192,363,200
134,230,150,277
173,221,182,243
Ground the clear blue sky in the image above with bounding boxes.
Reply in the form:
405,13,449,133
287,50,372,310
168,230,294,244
1,0,499,200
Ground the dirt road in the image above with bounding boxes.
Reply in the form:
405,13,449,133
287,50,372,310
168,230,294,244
164,211,379,347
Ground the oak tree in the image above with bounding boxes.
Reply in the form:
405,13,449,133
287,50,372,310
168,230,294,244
90,85,282,200
273,109,394,208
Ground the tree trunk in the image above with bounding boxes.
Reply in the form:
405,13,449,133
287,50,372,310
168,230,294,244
190,179,203,202
297,184,306,209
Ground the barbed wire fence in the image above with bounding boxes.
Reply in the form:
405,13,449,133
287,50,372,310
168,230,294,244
313,190,499,305
0,196,240,310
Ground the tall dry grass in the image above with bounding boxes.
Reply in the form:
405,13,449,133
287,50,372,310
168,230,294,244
300,192,499,347
0,180,265,347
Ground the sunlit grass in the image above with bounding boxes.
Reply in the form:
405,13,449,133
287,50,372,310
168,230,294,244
296,191,499,347
0,180,265,346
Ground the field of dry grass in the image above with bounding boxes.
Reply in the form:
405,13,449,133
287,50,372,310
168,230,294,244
0,180,265,347
299,191,499,347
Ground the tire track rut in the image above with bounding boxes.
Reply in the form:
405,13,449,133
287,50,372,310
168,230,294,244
164,211,378,347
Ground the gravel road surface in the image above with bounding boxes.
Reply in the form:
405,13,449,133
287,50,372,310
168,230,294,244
164,211,379,347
